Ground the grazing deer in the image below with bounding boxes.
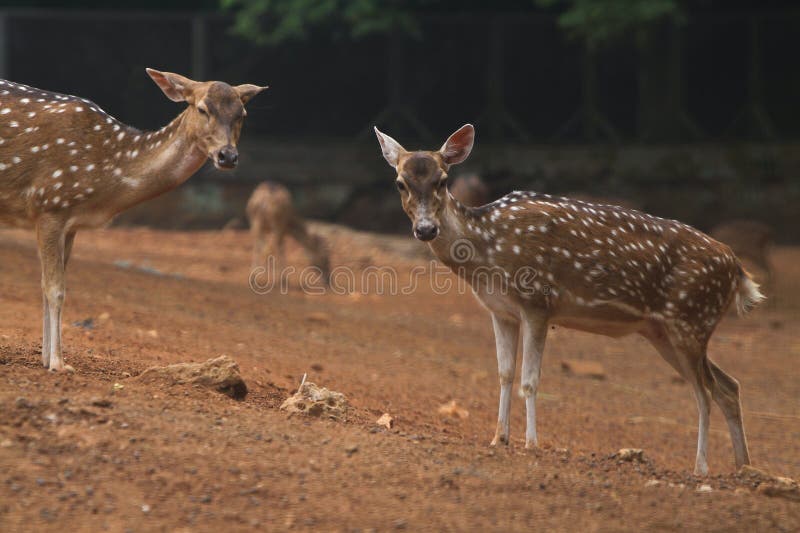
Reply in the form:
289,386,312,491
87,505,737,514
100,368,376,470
246,182,330,284
711,220,773,286
374,124,764,475
0,70,266,371
450,173,490,207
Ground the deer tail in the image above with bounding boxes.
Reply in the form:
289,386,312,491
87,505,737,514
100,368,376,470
734,264,765,316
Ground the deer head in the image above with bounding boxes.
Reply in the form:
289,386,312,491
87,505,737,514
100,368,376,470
374,124,474,241
146,68,267,170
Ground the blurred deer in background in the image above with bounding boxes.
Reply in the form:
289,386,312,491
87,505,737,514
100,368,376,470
375,123,764,475
0,71,266,371
450,173,490,207
247,182,331,285
711,220,774,288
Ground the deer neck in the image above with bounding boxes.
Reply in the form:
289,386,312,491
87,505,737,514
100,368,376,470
114,111,207,209
427,192,480,271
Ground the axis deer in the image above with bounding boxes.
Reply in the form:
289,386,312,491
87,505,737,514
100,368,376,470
374,124,764,475
246,182,330,284
0,70,266,371
450,173,490,207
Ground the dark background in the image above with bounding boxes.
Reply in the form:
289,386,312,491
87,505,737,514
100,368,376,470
1,1,798,237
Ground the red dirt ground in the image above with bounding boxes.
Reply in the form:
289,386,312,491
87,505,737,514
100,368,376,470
0,225,798,531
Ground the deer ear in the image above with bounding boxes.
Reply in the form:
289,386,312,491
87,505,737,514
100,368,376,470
374,127,407,168
234,84,269,105
146,68,198,103
439,124,475,166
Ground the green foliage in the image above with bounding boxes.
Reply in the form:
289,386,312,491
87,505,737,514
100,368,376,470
220,0,419,45
535,0,683,46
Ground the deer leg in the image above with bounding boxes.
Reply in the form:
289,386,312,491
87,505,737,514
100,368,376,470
520,309,548,449
644,323,710,475
250,222,265,269
490,313,519,446
41,293,50,367
706,360,751,469
690,361,712,476
41,232,74,367
37,218,71,372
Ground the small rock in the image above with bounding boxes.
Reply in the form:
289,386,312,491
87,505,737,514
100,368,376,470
306,312,330,324
98,312,111,321
696,484,713,493
756,475,800,501
644,479,662,488
134,355,247,399
310,363,324,372
90,397,113,408
146,330,158,339
376,413,395,429
448,314,465,326
72,318,94,330
437,400,469,420
561,360,606,380
141,504,151,514
0,439,12,448
616,448,644,462
15,397,32,409
112,383,124,391
345,444,359,457
280,378,348,420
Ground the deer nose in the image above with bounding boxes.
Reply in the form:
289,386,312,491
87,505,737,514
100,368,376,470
216,146,239,169
414,222,439,241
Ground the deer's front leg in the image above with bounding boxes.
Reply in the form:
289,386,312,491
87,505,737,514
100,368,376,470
490,313,519,446
41,293,50,367
520,309,548,449
37,218,72,372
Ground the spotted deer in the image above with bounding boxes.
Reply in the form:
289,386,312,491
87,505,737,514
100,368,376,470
374,124,764,475
246,181,330,284
0,70,267,371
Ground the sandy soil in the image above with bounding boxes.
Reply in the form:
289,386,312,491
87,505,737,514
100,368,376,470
0,225,798,532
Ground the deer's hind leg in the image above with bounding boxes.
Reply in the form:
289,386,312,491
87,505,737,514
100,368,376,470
250,220,267,269
705,359,750,469
642,322,711,475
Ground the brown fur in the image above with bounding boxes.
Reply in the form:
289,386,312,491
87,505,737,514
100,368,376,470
0,71,266,371
246,182,330,285
450,173,490,207
375,123,762,474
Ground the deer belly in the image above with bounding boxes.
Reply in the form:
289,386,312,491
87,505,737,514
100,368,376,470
551,301,646,338
471,286,524,322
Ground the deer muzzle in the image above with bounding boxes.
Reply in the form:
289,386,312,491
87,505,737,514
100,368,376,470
215,146,239,169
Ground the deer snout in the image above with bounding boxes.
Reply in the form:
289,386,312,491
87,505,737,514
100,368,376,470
414,221,439,241
215,146,239,169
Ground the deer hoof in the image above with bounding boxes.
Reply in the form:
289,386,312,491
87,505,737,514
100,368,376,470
490,435,509,447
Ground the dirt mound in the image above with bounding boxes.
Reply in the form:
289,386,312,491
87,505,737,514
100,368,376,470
133,355,248,399
280,376,348,420
739,465,800,501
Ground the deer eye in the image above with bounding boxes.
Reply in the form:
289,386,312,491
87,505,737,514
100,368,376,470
396,180,406,192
